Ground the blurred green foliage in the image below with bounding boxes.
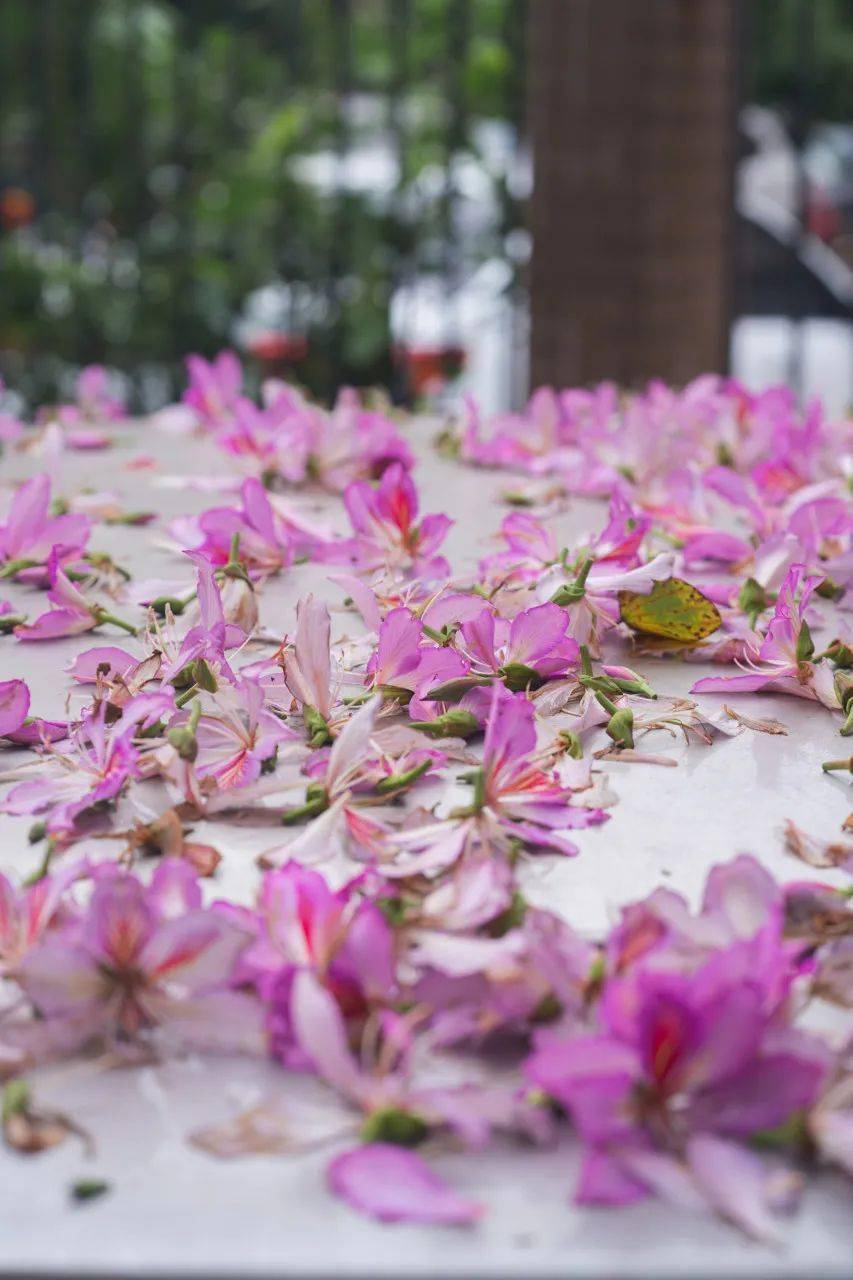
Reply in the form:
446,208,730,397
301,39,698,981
0,0,525,407
753,0,853,123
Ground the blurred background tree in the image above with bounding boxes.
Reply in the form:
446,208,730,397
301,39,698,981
0,0,527,407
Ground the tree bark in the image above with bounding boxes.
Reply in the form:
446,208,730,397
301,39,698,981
529,0,737,389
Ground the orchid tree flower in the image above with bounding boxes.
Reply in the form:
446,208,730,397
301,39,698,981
174,477,300,577
329,463,452,581
17,861,261,1052
0,863,80,975
187,678,297,790
267,696,384,851
478,511,560,585
283,595,345,743
544,552,677,652
0,679,30,740
364,607,468,707
263,384,413,493
2,695,172,839
182,350,243,428
692,564,839,708
452,602,580,691
72,364,127,423
0,474,90,581
384,686,607,877
291,969,540,1223
274,697,439,850
14,549,137,642
237,862,396,1069
525,910,831,1240
157,557,245,685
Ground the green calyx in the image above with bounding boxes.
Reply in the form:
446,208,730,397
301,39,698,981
737,577,773,629
551,555,594,606
361,1107,429,1148
303,705,332,748
374,758,432,796
796,620,815,664
409,709,480,740
167,699,202,762
499,662,543,692
281,784,329,824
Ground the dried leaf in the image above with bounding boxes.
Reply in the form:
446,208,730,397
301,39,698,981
784,820,853,871
723,705,789,736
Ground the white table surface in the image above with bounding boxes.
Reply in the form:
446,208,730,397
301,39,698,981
0,420,850,1278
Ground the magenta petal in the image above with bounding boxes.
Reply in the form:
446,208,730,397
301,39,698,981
575,1149,649,1207
686,1134,784,1242
6,718,68,746
67,646,137,683
16,609,94,642
327,1144,483,1225
690,672,776,696
0,679,30,736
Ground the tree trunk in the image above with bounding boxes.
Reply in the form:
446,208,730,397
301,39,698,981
528,0,738,390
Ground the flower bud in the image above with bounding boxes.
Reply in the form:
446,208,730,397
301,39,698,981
410,709,480,739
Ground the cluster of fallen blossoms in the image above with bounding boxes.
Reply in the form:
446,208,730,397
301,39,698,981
0,355,850,1238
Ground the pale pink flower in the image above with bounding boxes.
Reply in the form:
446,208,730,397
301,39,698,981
331,464,451,581
18,861,260,1051
191,679,296,790
183,350,243,427
0,473,90,577
692,564,839,707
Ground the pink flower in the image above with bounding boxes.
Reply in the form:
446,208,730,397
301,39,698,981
455,602,580,688
283,595,339,725
18,861,260,1051
158,557,245,683
0,865,77,974
478,511,558,584
0,474,90,577
387,687,607,874
185,477,298,575
192,679,296,790
691,564,839,707
183,351,243,427
242,862,394,1068
524,859,830,1239
1,700,162,836
475,685,607,854
364,607,470,705
15,550,132,642
333,464,452,580
74,365,127,422
67,646,139,684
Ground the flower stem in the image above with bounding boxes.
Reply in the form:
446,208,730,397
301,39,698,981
94,609,138,636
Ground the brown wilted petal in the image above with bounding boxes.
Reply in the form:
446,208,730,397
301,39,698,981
181,842,222,877
784,819,853,871
189,1106,295,1158
594,748,678,767
723,705,789,735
